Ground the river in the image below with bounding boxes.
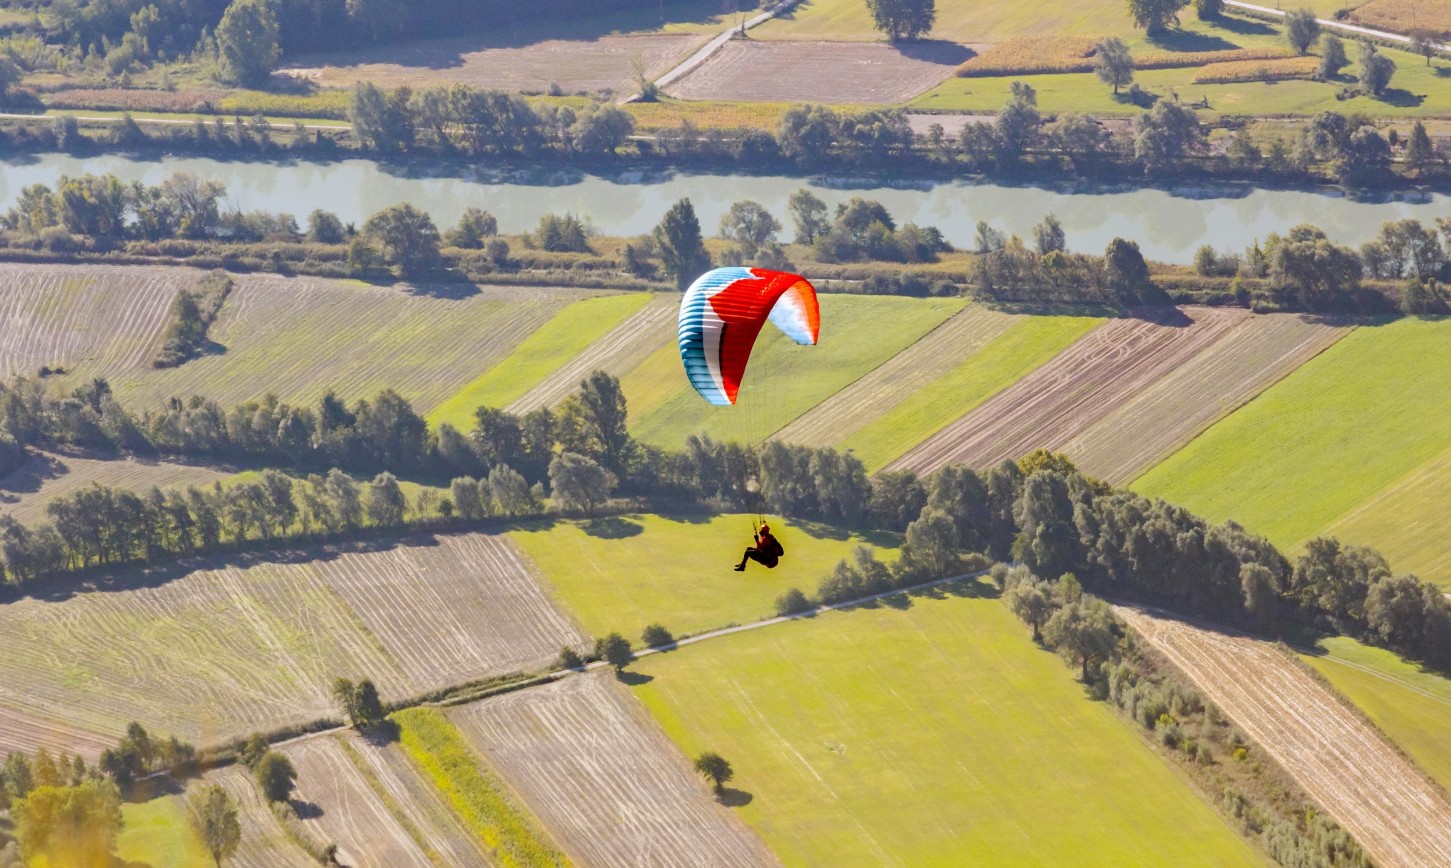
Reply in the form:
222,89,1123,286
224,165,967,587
1,152,1447,263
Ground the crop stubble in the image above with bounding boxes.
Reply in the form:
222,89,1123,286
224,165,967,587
1063,313,1353,484
888,307,1249,475
0,451,230,525
208,764,315,868
1118,605,1451,868
666,40,971,103
450,669,776,867
773,305,1021,448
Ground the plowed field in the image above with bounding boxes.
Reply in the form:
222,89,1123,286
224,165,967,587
1064,313,1352,484
0,451,230,525
665,40,972,103
888,307,1248,475
208,764,314,868
0,705,114,760
451,669,774,867
1118,605,1451,868
0,534,586,746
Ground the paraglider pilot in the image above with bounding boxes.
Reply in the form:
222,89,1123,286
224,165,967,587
734,523,783,571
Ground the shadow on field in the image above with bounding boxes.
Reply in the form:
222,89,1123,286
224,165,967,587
361,719,401,745
1379,88,1426,108
0,451,66,497
1148,28,1238,53
584,515,645,539
848,576,996,614
292,799,324,820
615,669,654,685
1206,14,1275,37
890,40,975,66
716,787,754,808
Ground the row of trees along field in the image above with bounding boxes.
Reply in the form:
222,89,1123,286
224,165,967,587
3,360,1450,682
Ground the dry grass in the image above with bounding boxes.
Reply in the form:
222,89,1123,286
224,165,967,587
0,533,587,746
625,99,794,132
958,37,1293,77
450,670,774,867
1353,0,1451,40
0,451,230,526
1192,55,1321,84
666,39,971,104
43,88,229,113
284,33,704,95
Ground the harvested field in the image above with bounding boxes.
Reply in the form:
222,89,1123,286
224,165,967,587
665,40,973,104
0,705,113,760
752,0,1135,42
0,451,230,526
208,764,315,868
0,263,191,381
889,307,1249,476
507,294,676,415
285,33,703,94
118,273,593,411
1063,313,1353,485
1118,605,1451,868
773,306,1020,449
1353,0,1451,40
451,670,774,867
0,533,586,746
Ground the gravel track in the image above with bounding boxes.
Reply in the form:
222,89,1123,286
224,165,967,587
773,305,1019,447
1063,313,1352,484
888,307,1249,475
1118,605,1451,868
450,669,777,867
508,294,677,415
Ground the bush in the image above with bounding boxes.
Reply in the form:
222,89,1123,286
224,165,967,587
557,647,583,669
641,623,675,648
775,588,813,616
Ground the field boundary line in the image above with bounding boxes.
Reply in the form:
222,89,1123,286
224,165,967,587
1225,1,1451,52
644,0,809,99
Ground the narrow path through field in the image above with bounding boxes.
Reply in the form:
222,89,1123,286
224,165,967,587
1116,604,1451,868
646,0,808,98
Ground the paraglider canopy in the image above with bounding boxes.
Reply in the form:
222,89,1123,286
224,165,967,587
677,267,820,406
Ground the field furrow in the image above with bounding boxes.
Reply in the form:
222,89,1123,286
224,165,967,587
0,451,230,525
0,705,114,760
888,307,1250,475
451,669,776,867
508,295,677,415
666,40,971,103
773,306,1020,448
1117,605,1451,868
209,764,315,868
285,735,435,868
1063,313,1353,484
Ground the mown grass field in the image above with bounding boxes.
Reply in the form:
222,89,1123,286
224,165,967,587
754,0,1135,42
427,292,652,431
115,797,212,868
1322,442,1451,588
1304,636,1451,796
1134,317,1451,552
839,314,1102,471
511,512,895,640
629,582,1259,865
626,295,963,450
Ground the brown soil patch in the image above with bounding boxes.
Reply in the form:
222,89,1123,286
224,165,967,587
285,33,704,94
666,39,974,104
1118,605,1451,868
0,451,230,526
888,306,1249,476
1063,313,1353,485
450,669,776,867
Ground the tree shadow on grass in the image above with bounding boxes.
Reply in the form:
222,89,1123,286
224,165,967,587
889,39,975,66
583,515,644,539
1377,88,1425,108
716,787,753,808
615,669,654,685
1210,14,1276,37
1147,28,1239,53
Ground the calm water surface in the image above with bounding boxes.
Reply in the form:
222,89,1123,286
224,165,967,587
2,153,1447,263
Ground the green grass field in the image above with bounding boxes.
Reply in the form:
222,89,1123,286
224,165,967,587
629,582,1260,865
754,0,1135,42
1134,318,1451,551
840,314,1102,471
511,512,896,640
1303,636,1451,795
1323,442,1451,587
428,292,652,431
627,295,963,450
115,796,212,868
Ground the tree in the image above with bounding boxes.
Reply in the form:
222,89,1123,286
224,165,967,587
307,209,346,244
1240,562,1279,629
216,0,281,86
865,0,935,40
347,0,407,42
1269,224,1363,308
900,508,959,578
556,371,633,476
353,679,385,726
1409,29,1438,66
253,752,296,803
595,632,634,670
788,189,830,244
1285,8,1319,55
1358,40,1396,97
446,207,497,248
1406,120,1436,175
995,81,1040,166
693,752,734,792
719,200,782,260
1042,599,1117,680
348,82,414,152
1004,580,1052,639
14,781,123,866
1318,34,1348,79
362,203,440,275
642,623,674,647
1134,100,1202,171
549,452,614,517
1128,0,1186,34
1194,0,1222,20
571,102,635,155
777,106,839,167
1104,237,1153,301
1033,214,1067,255
1094,37,1134,94
654,198,711,289
189,784,241,867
